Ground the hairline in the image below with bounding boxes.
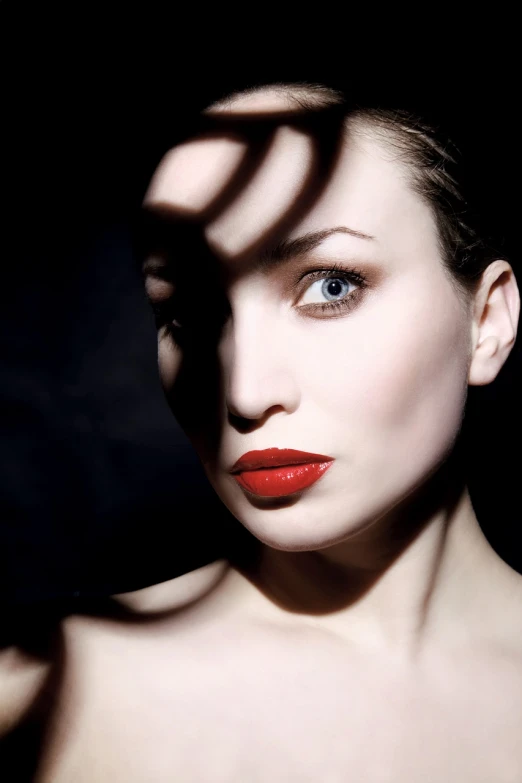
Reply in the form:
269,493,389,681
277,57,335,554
204,84,476,315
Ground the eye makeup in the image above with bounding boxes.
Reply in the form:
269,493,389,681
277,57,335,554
294,261,368,318
149,259,370,347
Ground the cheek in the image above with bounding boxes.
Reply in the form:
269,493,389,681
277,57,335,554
307,276,470,463
157,339,223,460
158,342,197,432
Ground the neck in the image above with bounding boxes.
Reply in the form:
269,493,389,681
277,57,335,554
230,444,518,662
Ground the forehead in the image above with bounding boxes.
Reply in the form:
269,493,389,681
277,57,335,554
143,100,439,267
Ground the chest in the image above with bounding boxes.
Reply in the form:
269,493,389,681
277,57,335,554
38,643,522,783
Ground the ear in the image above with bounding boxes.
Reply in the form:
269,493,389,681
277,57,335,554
468,260,520,386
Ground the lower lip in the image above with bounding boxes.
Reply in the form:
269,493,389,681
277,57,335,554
232,461,333,498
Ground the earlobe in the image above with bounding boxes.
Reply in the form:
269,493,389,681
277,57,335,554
468,335,500,386
467,261,520,387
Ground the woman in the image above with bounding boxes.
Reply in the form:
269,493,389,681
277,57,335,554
4,81,522,781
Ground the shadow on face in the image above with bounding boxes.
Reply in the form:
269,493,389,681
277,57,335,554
137,96,350,456
135,86,474,561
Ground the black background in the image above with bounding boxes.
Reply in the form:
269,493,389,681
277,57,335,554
1,9,520,609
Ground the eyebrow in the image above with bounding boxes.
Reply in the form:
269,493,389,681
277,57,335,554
257,226,375,271
140,223,375,278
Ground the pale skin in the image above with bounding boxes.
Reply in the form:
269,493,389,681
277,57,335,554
3,89,522,782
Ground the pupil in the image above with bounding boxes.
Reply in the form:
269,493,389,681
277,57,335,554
325,279,343,298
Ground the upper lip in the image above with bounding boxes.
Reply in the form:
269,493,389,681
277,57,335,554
230,448,334,474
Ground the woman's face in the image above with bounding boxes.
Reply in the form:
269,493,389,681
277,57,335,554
142,103,472,552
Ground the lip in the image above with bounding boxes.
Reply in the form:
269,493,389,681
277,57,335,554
230,448,335,498
230,448,334,474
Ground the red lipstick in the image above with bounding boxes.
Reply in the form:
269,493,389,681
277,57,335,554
230,448,334,498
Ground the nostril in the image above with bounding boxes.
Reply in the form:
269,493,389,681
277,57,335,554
227,404,289,434
227,411,258,433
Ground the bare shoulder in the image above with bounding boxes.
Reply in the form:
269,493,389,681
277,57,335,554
34,561,249,782
110,559,230,615
0,562,224,740
31,558,522,783
58,559,234,671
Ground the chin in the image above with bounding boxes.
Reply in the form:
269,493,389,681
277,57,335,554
205,438,455,556
215,486,384,553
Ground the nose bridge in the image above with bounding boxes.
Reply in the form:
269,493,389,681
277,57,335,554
223,290,299,420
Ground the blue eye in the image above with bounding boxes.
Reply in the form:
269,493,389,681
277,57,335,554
301,275,355,305
297,263,368,315
150,262,369,348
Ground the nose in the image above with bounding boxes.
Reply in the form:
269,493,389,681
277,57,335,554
223,299,301,426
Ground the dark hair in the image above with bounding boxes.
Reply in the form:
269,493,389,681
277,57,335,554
205,81,504,313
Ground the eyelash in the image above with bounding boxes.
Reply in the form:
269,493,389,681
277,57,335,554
151,263,369,343
297,262,368,315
